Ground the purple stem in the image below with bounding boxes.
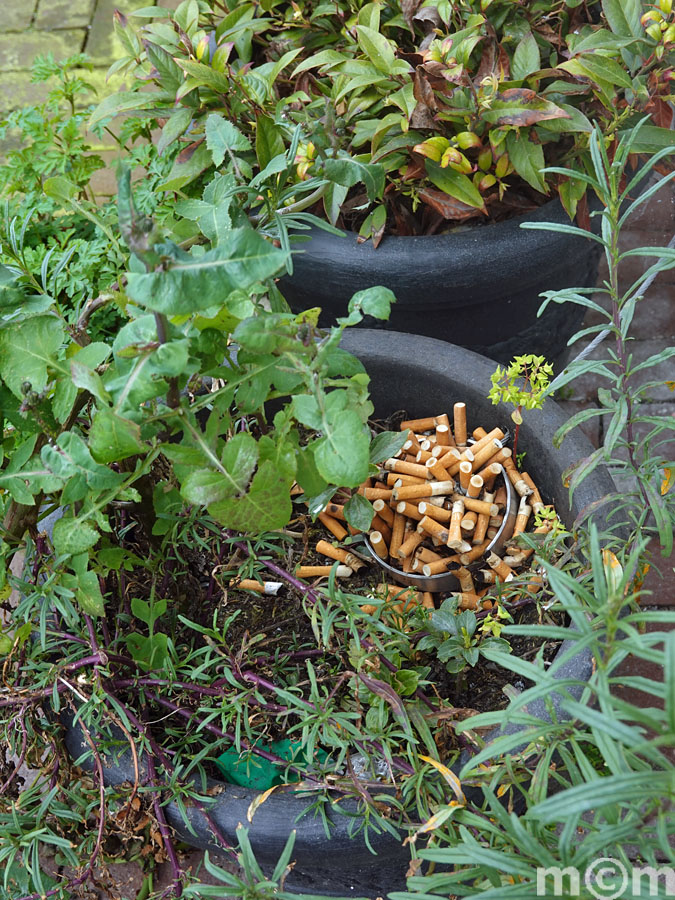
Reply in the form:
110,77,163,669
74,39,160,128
145,739,184,898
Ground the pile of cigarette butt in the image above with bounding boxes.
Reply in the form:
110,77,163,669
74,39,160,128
308,403,553,613
231,404,553,615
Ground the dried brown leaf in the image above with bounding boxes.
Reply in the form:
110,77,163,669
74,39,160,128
418,187,486,222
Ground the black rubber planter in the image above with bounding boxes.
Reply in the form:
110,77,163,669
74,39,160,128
279,200,601,368
61,331,610,897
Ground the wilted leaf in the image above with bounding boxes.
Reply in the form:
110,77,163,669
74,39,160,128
481,89,570,126
418,186,486,220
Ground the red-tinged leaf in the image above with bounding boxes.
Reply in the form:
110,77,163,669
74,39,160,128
419,187,487,222
411,102,437,130
482,89,570,126
359,673,413,735
575,192,591,231
402,0,422,33
413,68,437,110
177,138,205,165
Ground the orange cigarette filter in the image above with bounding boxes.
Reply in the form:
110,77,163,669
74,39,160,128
415,449,435,464
467,474,483,499
397,530,424,559
425,456,454,483
363,487,394,501
521,472,543,510
493,485,507,509
456,566,475,594
479,569,497,584
422,592,436,608
417,502,452,523
372,498,395,526
371,514,392,543
481,446,512,471
296,565,352,578
453,494,498,517
389,512,406,558
356,479,372,496
415,546,444,563
469,427,505,457
470,439,504,473
388,473,427,487
235,579,283,594
324,502,346,520
435,423,451,447
396,501,424,521
486,526,499,540
447,499,465,547
502,456,533,497
459,538,491,565
460,515,476,533
422,558,454,576
486,552,515,581
317,512,347,541
472,426,487,441
402,554,414,573
370,530,389,560
458,460,473,492
404,429,422,453
453,402,467,446
316,540,365,570
513,496,532,536
395,479,456,502
454,592,483,610
417,515,450,543
384,458,431,480
476,462,502,491
506,521,552,560
472,507,490,545
400,416,438,432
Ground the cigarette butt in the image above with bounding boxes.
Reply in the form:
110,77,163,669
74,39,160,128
454,592,483,610
417,515,450,543
486,526,499,540
458,460,473,491
371,514,392,543
448,449,473,477
479,569,497,584
472,427,487,440
417,502,452,523
452,494,498,517
486,552,515,581
403,429,422,453
469,427,505,457
503,457,533,497
356,479,372,496
489,514,504,528
472,509,490,545
394,479,456,502
455,566,475,594
396,501,424,521
422,558,454,576
521,472,543,511
470,439,504,473
482,446,513,470
526,573,546,595
400,416,438,432
235,579,283,595
493,485,507,509
447,499,469,551
290,483,304,496
475,462,502,491
513,496,532,536
461,512,477,533
324,502,346,520
504,552,526,567
415,546,444,563
384,458,431,480
369,531,389,560
387,473,427,487
422,592,435,608
372,498,395,527
360,603,378,615
389,512,406,558
318,512,348,541
397,530,424,559
507,521,552,560
363,487,394,501
402,554,414,573
316,540,366,570
467,474,483,499
459,539,491,564
453,403,467,446
435,422,451,447
425,456,454,483
296,565,353,578
415,448,435,464
419,438,435,452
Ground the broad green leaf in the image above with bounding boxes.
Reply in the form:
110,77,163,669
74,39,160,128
126,228,287,315
602,0,643,38
89,409,146,463
157,107,194,156
52,518,100,557
511,32,540,80
355,25,396,74
89,90,172,128
506,131,547,193
314,408,370,486
70,360,110,405
205,114,252,167
180,432,258,508
255,114,285,170
156,140,212,192
559,56,632,89
0,316,64,398
425,160,485,210
43,176,78,205
177,58,231,93
42,433,124,491
369,430,408,464
481,89,570,126
344,492,374,531
348,286,396,321
324,157,385,202
295,445,328,497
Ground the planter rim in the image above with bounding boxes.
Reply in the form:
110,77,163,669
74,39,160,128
57,329,605,893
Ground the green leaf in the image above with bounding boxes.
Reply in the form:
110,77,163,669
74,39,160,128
255,114,285,170
205,114,252,167
126,228,287,315
89,409,146,463
355,25,396,74
295,445,328,497
369,430,408,464
602,0,643,38
52,518,100,557
157,107,194,157
347,286,396,321
425,160,485,210
156,140,212,192
42,433,124,491
89,90,171,128
0,316,64,398
559,55,632,89
344,492,374,531
506,131,547,193
324,157,385,202
43,176,78,205
314,408,370,486
528,772,671,821
176,59,231,93
70,360,110,405
511,32,540,80
481,89,570,126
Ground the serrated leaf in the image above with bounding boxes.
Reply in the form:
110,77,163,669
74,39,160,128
324,157,385,202
314,408,370,486
52,518,100,556
89,409,146,463
205,114,252,167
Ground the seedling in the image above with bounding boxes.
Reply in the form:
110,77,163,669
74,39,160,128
488,355,553,458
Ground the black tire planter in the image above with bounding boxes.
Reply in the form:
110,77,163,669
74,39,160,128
60,330,611,897
279,199,601,368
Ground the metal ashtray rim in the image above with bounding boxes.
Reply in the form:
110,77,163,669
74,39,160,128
363,467,518,594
